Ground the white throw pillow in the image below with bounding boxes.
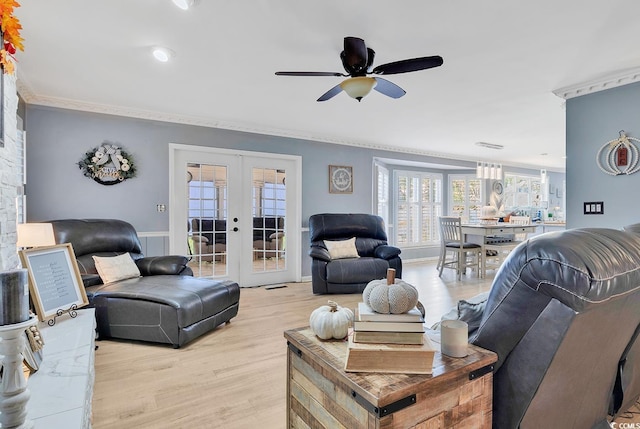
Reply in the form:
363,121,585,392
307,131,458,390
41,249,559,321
93,253,141,284
324,237,359,260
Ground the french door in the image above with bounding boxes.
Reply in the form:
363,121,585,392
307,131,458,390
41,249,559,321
169,145,301,287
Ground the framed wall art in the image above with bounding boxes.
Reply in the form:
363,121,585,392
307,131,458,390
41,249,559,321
19,243,89,323
329,165,353,194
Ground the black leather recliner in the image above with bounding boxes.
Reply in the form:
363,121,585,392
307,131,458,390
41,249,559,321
50,219,240,348
470,228,640,428
309,213,402,294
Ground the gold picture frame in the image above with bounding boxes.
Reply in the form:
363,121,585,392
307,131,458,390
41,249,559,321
19,243,89,322
329,165,353,194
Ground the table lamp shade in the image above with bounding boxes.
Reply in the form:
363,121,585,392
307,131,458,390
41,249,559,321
17,223,56,248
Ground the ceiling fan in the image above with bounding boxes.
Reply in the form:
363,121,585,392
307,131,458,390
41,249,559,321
275,36,443,102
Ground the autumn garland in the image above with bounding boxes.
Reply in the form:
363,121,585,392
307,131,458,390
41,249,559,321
0,0,23,74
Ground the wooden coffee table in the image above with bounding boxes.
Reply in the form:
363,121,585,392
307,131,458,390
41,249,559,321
284,327,497,429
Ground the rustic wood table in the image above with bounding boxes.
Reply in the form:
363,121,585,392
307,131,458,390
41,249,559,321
284,327,497,429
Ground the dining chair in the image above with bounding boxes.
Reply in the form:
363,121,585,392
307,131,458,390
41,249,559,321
484,216,532,273
437,216,483,280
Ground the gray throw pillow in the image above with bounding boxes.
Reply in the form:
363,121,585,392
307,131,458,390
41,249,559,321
457,291,490,335
431,291,489,335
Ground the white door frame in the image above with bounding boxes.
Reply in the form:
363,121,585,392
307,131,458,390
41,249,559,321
169,143,302,285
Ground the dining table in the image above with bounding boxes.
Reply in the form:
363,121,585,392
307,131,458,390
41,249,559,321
461,222,538,277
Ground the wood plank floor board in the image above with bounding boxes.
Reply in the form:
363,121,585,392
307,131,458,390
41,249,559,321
92,261,493,429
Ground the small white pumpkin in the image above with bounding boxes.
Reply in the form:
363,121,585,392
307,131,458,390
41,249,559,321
309,300,354,340
363,268,418,314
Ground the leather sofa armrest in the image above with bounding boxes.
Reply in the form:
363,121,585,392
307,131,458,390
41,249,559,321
374,245,401,260
309,246,331,262
191,234,209,244
82,274,103,287
135,255,192,276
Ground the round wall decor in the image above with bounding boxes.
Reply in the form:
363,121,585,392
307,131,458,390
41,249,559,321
78,142,136,185
596,132,640,176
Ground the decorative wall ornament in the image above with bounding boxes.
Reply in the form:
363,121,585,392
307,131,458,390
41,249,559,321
596,131,640,176
78,141,136,185
329,165,353,194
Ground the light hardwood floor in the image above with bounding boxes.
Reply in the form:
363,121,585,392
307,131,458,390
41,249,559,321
91,261,493,429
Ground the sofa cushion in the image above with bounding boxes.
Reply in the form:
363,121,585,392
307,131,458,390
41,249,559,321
192,219,226,244
326,257,389,284
93,253,141,284
324,237,359,259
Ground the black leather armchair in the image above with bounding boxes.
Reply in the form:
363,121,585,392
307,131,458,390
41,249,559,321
50,219,240,348
469,228,640,428
309,213,402,294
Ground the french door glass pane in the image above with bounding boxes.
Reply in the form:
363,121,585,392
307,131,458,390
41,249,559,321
187,163,228,278
252,167,286,273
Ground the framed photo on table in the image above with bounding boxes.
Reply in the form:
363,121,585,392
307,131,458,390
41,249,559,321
19,243,88,322
329,165,353,194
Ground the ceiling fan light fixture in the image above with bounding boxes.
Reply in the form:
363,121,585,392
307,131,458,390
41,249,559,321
340,77,377,101
172,0,194,10
152,47,174,63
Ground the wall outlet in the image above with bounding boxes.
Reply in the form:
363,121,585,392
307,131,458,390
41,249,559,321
156,204,166,212
583,201,604,215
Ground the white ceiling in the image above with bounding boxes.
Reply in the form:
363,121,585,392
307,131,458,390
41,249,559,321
14,1,640,171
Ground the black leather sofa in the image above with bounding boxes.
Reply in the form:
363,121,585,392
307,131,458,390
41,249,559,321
309,213,402,294
469,228,640,428
191,217,285,261
191,218,227,261
50,219,240,348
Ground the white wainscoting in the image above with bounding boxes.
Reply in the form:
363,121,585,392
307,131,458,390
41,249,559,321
137,231,170,257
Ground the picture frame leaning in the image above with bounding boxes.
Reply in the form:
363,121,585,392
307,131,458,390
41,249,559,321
19,243,89,322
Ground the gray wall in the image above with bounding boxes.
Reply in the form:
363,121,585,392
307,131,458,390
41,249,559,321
566,81,640,229
24,105,561,275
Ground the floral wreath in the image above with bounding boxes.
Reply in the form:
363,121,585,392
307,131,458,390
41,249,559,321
0,1,24,75
78,142,136,185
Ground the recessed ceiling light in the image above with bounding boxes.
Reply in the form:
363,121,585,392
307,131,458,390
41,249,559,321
152,47,173,63
172,0,194,10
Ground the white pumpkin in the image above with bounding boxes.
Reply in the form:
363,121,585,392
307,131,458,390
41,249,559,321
309,300,354,340
363,268,418,314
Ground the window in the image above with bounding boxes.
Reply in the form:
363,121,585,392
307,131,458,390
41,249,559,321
395,171,442,247
449,175,483,223
503,174,542,216
375,164,389,234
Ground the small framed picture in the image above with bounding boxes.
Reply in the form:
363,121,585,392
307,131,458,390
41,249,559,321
329,165,353,194
19,244,89,322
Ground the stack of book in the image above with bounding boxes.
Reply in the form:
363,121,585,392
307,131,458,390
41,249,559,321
345,302,435,374
353,302,425,344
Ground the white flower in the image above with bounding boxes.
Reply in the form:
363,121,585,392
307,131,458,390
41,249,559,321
92,157,98,163
122,158,129,164
95,151,104,158
116,155,123,161
121,164,130,172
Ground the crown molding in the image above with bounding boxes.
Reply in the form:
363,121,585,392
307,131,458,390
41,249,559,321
553,67,640,100
17,80,562,172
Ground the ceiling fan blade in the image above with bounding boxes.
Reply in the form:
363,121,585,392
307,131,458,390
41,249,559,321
373,77,406,99
275,71,344,77
317,84,343,102
372,56,444,75
341,37,368,74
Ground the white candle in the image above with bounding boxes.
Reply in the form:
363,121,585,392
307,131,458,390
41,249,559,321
441,319,469,358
